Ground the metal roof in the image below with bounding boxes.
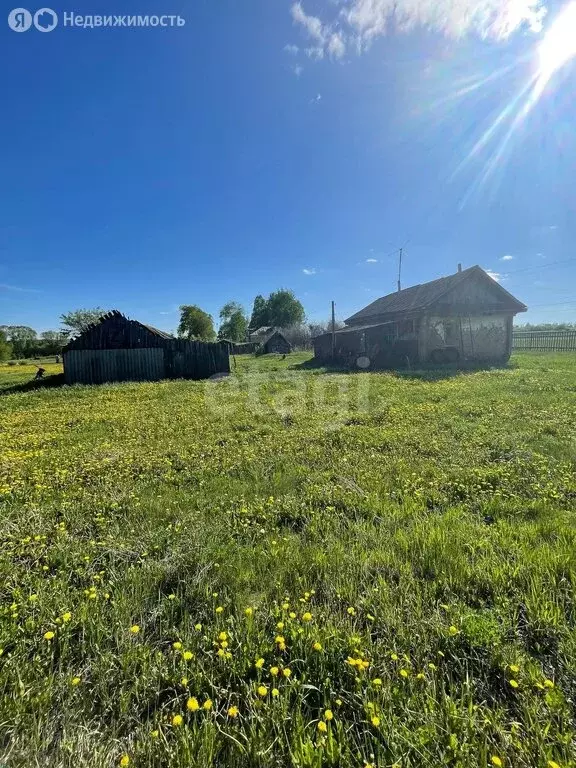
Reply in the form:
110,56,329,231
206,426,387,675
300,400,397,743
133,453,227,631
345,265,527,325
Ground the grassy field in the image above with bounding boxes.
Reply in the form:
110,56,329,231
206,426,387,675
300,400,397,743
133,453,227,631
1,352,575,768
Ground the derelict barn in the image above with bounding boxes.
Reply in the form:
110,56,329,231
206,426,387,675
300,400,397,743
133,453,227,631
63,311,230,385
259,331,292,355
314,265,527,368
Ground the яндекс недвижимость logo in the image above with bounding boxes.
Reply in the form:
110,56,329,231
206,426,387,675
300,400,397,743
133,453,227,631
8,7,58,31
7,8,185,30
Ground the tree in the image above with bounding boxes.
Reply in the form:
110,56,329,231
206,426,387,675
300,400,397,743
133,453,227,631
40,330,67,356
265,290,305,328
177,305,215,341
0,326,37,358
0,329,12,362
249,295,269,330
218,302,248,342
60,308,106,336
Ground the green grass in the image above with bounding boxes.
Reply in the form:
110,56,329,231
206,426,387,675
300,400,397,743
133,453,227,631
0,352,575,768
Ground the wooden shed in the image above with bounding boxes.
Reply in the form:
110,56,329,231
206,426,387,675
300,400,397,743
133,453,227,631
260,330,292,355
63,310,229,385
314,266,527,368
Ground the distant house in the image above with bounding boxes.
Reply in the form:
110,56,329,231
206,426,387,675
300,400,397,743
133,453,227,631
63,310,229,385
314,265,527,367
259,330,292,355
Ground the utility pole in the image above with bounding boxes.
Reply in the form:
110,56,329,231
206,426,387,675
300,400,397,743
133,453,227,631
397,248,403,292
331,301,336,360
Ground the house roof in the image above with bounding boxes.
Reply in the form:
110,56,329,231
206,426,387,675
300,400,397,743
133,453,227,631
262,330,290,345
250,326,274,336
345,266,527,324
64,310,173,350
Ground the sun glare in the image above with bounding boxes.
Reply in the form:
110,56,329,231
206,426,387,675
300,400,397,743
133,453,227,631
538,1,576,81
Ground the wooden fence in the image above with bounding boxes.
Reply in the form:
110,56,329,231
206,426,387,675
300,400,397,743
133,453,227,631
64,341,229,385
513,330,576,352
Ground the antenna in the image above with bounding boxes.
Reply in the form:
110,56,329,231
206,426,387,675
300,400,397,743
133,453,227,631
397,247,403,292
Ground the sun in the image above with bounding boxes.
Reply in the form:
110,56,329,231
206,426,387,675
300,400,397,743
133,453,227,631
538,1,576,82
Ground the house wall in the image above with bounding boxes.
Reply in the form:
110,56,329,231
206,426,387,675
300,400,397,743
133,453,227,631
420,314,510,363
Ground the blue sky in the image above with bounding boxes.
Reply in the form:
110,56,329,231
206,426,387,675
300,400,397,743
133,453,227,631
1,0,575,332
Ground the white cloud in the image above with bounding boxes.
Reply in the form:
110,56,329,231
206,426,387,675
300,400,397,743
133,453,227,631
309,93,322,103
486,269,502,282
366,258,378,263
293,64,304,76
291,2,327,44
290,0,546,58
500,254,514,261
0,282,41,293
291,2,347,58
284,43,300,54
327,31,346,58
303,267,317,275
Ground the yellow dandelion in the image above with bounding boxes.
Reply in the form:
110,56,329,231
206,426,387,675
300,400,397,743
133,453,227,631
255,658,265,669
173,641,182,650
120,756,130,767
187,697,199,712
509,679,519,689
62,612,72,623
347,607,356,615
257,685,268,697
168,594,176,600
428,663,437,670
71,676,81,686
302,612,312,622
317,721,327,733
218,631,227,641
282,602,289,610
491,758,503,767
29,594,38,602
509,664,520,673
312,641,322,651
391,653,399,661
172,714,183,727
371,715,381,727
416,672,425,680
151,730,159,738
324,709,333,721
183,651,194,661
276,621,284,630
180,677,188,686
194,623,202,631
544,679,555,688
245,607,253,617
43,631,55,640
203,699,213,710
547,761,561,768
289,612,296,619
282,668,292,678
399,669,409,678
335,698,342,706
228,705,239,718
372,678,382,686
130,625,140,634
272,688,279,697
448,626,459,636
215,606,224,614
